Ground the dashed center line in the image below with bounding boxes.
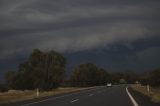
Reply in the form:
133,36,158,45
70,99,79,103
102,90,106,92
97,91,102,93
21,86,104,106
89,94,94,96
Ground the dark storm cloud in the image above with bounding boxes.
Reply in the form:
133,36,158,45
0,0,160,58
0,0,160,80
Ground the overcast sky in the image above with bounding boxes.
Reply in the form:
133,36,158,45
0,0,160,80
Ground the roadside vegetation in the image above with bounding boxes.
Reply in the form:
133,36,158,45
132,85,160,103
0,87,87,104
5,49,66,91
0,49,160,104
2,49,139,91
132,69,160,103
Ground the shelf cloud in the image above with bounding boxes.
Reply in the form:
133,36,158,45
0,0,160,76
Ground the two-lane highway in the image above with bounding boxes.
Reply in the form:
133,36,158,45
19,85,134,106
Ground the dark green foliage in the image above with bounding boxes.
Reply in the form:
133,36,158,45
139,74,150,85
5,49,66,90
0,83,8,92
149,69,160,87
70,63,110,87
111,71,138,84
124,71,138,84
5,48,160,89
5,71,17,89
96,68,111,85
139,69,160,87
111,72,124,84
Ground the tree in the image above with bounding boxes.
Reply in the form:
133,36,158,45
5,71,17,89
42,51,66,89
96,68,111,85
149,69,160,87
111,72,124,84
71,63,97,87
111,71,138,84
139,73,150,85
138,69,160,87
71,63,110,87
5,49,66,90
123,71,138,84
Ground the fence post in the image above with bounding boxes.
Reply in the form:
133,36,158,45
147,84,150,96
36,88,39,97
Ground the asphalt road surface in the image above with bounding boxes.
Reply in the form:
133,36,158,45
17,85,134,106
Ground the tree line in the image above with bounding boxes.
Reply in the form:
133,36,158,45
5,49,66,91
1,49,160,91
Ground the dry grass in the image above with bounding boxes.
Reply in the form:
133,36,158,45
131,84,160,103
0,87,87,104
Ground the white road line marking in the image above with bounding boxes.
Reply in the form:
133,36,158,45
89,94,94,96
21,94,74,106
126,87,139,106
70,99,79,103
21,86,105,106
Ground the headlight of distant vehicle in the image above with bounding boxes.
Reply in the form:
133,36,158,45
106,83,112,87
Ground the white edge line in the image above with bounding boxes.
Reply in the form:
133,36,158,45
126,87,139,106
21,86,104,106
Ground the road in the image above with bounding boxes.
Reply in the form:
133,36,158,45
17,85,134,106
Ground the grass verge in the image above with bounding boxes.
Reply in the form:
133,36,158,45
131,84,160,103
0,87,87,105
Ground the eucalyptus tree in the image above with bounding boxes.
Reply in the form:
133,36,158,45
5,49,66,90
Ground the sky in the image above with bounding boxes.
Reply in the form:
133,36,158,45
0,0,160,80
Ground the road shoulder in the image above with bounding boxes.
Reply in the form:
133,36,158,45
128,87,160,106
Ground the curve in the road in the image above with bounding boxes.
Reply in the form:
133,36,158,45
126,87,139,106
